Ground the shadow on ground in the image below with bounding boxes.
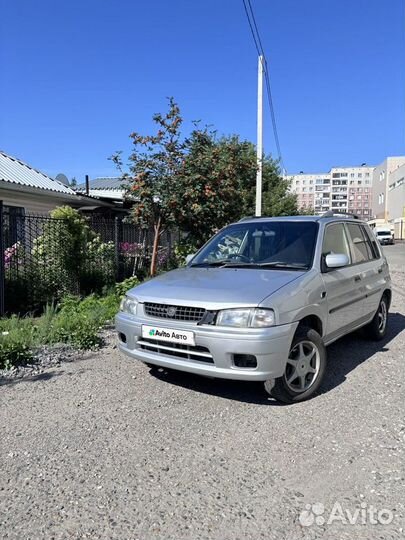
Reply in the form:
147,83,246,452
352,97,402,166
150,312,405,405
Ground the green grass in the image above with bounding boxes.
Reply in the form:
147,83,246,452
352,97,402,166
0,276,140,369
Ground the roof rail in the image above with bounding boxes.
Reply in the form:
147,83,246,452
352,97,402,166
238,215,264,222
320,210,360,220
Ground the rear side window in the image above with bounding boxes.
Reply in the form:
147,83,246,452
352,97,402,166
363,226,381,259
345,223,374,263
322,223,352,263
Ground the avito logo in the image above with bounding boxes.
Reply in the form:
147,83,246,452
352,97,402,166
149,329,156,336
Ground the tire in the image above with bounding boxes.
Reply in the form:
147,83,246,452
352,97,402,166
363,295,389,341
265,326,327,404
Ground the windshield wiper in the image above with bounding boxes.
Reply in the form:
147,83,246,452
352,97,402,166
257,262,308,270
190,261,231,268
190,260,308,270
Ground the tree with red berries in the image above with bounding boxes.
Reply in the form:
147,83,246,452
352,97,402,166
111,98,185,276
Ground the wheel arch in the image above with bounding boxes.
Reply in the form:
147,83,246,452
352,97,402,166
296,314,323,337
382,289,392,309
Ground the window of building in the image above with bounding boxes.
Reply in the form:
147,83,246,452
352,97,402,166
350,173,355,178
358,173,362,178
3,206,25,246
365,172,370,178
365,179,370,185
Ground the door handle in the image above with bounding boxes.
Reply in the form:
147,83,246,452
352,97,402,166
354,275,361,282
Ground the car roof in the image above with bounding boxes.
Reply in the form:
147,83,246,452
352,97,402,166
237,215,367,225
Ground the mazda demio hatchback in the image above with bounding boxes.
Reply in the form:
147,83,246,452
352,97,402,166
116,214,391,403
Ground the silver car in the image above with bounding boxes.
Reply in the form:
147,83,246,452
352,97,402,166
115,215,391,403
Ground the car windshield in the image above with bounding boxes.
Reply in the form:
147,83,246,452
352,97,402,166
191,221,318,270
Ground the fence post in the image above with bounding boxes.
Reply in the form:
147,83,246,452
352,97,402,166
114,216,121,281
0,201,5,316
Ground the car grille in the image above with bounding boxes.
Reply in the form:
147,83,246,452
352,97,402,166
138,338,214,363
144,302,206,322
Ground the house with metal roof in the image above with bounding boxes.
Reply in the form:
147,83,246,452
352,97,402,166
75,176,128,205
0,150,112,215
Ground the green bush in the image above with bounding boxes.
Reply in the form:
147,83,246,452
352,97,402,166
0,291,122,369
0,316,35,368
115,276,141,297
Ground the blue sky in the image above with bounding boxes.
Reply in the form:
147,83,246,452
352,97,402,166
1,0,404,181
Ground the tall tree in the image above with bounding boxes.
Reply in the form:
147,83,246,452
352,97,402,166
173,128,301,246
111,98,185,275
172,129,256,245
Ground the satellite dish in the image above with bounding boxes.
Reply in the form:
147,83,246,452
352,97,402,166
55,173,69,186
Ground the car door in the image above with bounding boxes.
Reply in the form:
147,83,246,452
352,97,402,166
321,222,367,340
344,222,385,320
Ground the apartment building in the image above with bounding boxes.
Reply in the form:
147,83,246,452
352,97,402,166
371,156,405,238
287,165,373,218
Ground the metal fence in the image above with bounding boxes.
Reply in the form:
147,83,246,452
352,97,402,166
0,205,178,315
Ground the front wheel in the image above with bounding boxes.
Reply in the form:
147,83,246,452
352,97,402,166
265,326,327,404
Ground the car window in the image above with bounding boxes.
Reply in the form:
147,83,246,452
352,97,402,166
345,223,373,263
202,227,247,261
192,221,318,268
363,225,381,259
322,223,351,264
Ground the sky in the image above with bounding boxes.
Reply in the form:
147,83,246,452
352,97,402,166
1,0,404,182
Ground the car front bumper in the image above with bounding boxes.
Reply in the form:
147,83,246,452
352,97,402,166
115,312,297,381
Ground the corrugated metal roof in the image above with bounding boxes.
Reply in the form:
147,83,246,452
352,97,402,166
76,177,127,190
0,151,76,195
80,189,125,200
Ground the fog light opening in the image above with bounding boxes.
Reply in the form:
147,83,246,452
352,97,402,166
119,332,127,343
233,354,257,368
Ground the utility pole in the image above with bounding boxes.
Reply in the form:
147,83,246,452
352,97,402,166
255,55,264,216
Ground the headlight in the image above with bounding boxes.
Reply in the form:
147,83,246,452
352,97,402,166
216,308,275,328
120,296,138,315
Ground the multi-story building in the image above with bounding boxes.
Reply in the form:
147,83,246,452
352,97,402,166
371,156,405,239
287,165,374,219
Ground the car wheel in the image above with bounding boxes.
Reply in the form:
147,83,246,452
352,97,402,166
265,326,327,404
363,295,388,341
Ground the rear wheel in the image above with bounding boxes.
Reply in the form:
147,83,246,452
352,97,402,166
363,295,388,341
265,326,327,404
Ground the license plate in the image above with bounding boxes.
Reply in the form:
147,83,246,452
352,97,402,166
142,325,195,346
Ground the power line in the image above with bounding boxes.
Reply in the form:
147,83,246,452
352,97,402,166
242,0,261,57
242,0,286,173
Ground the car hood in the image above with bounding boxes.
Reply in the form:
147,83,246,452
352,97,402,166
128,267,305,310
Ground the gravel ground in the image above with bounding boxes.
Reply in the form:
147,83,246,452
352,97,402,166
1,245,404,539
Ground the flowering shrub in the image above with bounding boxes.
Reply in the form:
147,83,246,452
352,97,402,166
119,242,143,258
4,242,22,270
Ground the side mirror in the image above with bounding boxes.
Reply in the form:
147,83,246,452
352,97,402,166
325,253,349,269
185,253,195,265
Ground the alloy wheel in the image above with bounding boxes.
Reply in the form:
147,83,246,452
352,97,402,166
285,340,321,393
378,299,387,333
